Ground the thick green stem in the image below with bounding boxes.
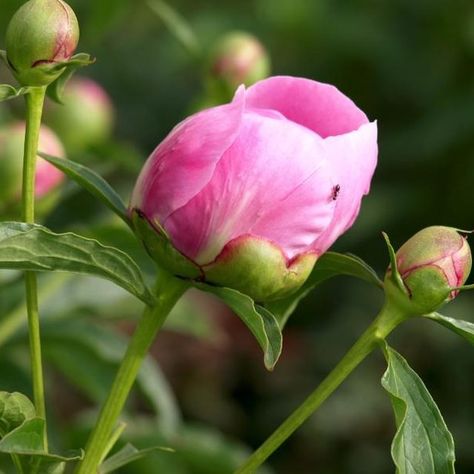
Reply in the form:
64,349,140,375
75,275,188,474
22,86,47,444
235,303,407,474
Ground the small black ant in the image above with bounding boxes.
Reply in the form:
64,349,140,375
331,184,341,201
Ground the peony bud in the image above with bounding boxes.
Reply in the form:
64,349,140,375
209,32,270,91
0,121,65,207
386,226,472,315
45,77,114,153
5,0,79,86
131,76,378,302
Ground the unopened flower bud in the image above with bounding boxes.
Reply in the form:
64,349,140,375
209,32,270,91
45,77,114,153
5,0,79,86
0,122,65,208
131,76,377,302
386,226,472,315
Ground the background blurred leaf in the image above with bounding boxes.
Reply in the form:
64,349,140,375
100,443,173,473
381,344,455,474
41,319,181,435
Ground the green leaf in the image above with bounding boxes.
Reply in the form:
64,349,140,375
266,251,383,327
47,53,95,103
195,283,282,370
0,222,154,306
39,153,130,226
100,443,173,473
0,392,36,438
0,418,83,473
381,344,455,474
0,84,31,102
424,312,474,345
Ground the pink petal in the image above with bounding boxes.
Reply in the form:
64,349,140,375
312,122,378,253
164,110,337,265
246,76,368,138
131,86,245,222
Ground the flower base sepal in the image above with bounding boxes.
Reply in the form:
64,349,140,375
131,209,202,279
204,235,317,303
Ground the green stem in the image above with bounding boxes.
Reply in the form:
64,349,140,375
22,86,47,446
235,303,408,474
75,274,188,474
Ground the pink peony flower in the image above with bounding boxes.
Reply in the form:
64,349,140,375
131,76,378,301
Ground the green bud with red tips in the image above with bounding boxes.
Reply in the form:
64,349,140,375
385,226,472,315
5,0,79,86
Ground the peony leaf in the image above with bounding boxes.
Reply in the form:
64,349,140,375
39,153,130,226
195,283,282,370
424,312,474,345
266,251,382,327
0,418,83,473
381,343,455,474
0,84,31,102
0,222,154,306
99,443,173,473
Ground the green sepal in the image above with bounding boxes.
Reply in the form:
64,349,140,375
424,312,474,345
195,282,282,370
131,210,202,279
203,237,317,303
99,443,173,474
382,232,407,294
47,53,96,104
0,84,32,102
381,342,455,474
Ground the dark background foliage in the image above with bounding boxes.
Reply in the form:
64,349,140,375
1,0,474,473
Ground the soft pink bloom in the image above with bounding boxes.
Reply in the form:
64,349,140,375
132,76,377,265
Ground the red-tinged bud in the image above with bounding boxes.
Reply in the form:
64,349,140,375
45,77,114,153
209,32,270,91
0,121,65,208
5,0,79,86
385,226,472,315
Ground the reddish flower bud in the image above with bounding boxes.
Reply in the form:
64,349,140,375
386,226,472,314
45,77,114,153
5,0,79,86
0,121,65,207
209,32,270,90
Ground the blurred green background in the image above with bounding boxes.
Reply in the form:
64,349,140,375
1,0,474,472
